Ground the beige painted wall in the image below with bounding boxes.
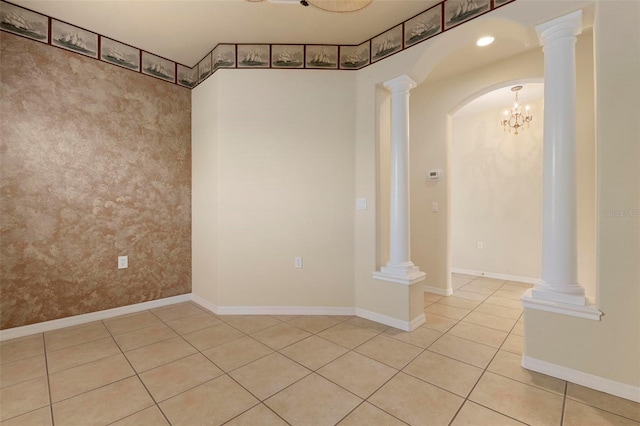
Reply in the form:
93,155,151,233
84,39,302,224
451,99,544,280
192,70,357,308
192,74,220,304
525,0,640,388
0,33,192,328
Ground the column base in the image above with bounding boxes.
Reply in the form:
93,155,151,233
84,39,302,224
531,281,586,306
522,289,602,321
373,264,426,286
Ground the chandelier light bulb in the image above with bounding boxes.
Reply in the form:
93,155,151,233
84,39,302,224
501,85,533,135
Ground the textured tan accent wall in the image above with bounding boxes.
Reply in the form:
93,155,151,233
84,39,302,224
0,33,191,329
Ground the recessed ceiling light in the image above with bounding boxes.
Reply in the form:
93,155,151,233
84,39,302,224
476,36,495,47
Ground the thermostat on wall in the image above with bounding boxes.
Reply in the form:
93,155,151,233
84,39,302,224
428,169,443,181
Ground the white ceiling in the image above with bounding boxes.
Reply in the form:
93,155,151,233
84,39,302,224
13,0,436,66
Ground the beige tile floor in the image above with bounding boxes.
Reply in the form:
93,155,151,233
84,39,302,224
1,274,639,425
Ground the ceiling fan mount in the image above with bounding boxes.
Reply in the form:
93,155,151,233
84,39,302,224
249,0,372,13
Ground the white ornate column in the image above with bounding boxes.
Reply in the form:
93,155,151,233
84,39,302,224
523,10,599,319
373,75,426,285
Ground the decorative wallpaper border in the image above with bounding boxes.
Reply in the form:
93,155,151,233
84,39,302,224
0,0,515,89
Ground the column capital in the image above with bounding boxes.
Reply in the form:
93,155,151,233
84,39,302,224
383,75,417,94
535,10,582,46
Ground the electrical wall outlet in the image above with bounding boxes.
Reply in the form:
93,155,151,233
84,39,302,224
118,256,128,269
294,256,303,269
477,241,484,249
356,198,367,210
431,202,439,212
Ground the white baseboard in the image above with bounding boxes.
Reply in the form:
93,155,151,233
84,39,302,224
191,295,355,317
2,293,426,341
0,294,191,341
191,295,417,331
452,267,538,285
423,285,453,296
355,308,424,331
190,294,221,315
522,355,640,403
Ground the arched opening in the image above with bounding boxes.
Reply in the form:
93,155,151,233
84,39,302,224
449,82,544,294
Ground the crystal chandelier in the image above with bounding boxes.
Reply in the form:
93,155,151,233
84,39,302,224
501,86,532,135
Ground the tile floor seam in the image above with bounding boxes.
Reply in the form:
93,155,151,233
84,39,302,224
0,406,49,425
49,375,152,417
39,332,56,426
439,329,508,351
218,401,262,425
102,314,174,426
382,332,438,351
312,351,403,400
309,327,387,353
563,395,640,423
365,369,464,426
43,333,112,355
232,366,315,407
102,405,159,426
333,401,369,426
352,369,409,422
118,333,179,354
105,321,165,337
356,346,425,371
122,342,202,374
560,381,569,426
463,308,523,321
449,402,529,426
0,355,48,390
339,399,413,426
219,401,291,426
483,367,565,397
138,310,314,416
274,336,336,371
448,340,505,425
3,334,54,425
217,349,275,374
270,336,419,423
399,362,476,400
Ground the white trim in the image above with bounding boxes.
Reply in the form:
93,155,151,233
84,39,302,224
191,295,416,331
355,308,423,331
452,267,539,285
0,294,191,341
521,289,602,321
2,293,423,342
423,285,453,296
191,295,355,317
190,294,220,315
522,355,640,403
373,270,427,286
217,305,355,316
408,313,426,331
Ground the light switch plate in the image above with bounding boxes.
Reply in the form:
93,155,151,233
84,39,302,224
356,198,367,210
